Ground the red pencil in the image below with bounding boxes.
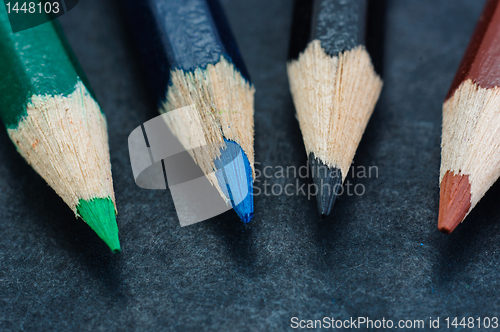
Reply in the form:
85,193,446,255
439,0,500,233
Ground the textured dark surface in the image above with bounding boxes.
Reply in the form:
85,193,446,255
0,0,499,331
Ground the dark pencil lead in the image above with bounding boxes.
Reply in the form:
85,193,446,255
309,153,343,217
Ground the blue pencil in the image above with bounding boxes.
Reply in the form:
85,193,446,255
123,0,255,223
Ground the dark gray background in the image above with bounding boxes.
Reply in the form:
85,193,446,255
0,0,498,331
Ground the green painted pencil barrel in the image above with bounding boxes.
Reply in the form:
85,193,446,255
0,7,120,252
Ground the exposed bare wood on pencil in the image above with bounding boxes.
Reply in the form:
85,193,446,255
440,79,500,224
440,0,500,233
287,40,382,180
161,57,255,198
7,81,116,214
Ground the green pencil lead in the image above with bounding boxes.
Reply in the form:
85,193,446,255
77,198,120,253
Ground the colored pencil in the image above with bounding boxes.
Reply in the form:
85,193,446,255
122,0,255,223
287,0,383,217
0,9,120,251
439,0,500,233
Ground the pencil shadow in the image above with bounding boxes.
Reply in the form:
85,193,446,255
310,176,358,271
283,94,308,163
279,92,313,195
204,211,257,277
111,0,159,120
312,215,344,271
0,129,129,302
435,223,477,285
352,0,390,171
435,179,500,285
365,0,387,78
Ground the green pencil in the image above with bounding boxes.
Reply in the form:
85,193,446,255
0,9,120,252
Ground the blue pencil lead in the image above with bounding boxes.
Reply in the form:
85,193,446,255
214,138,254,223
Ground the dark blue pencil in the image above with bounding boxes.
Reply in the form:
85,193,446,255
123,0,255,223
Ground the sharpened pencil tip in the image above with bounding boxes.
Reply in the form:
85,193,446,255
233,186,254,224
214,138,254,223
77,197,120,253
438,171,471,234
309,153,343,218
237,210,254,224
